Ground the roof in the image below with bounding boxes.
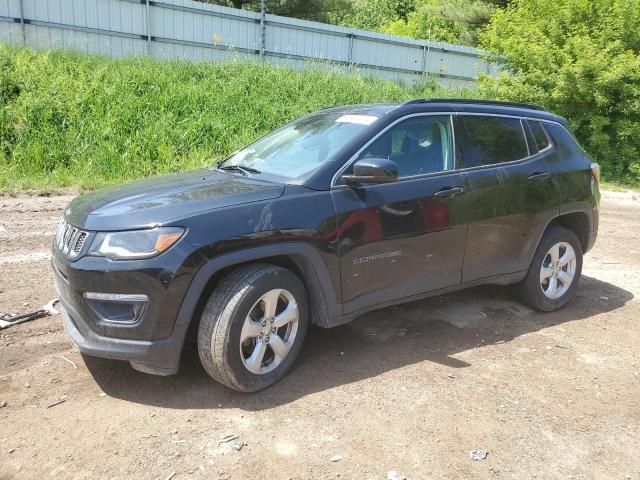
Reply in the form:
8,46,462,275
323,99,566,125
400,98,544,110
394,98,566,124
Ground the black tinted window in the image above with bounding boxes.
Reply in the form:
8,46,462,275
529,121,551,151
454,116,528,168
357,116,454,177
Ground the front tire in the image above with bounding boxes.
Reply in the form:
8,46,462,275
197,264,308,392
517,226,583,312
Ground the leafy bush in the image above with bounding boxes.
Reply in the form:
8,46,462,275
337,0,501,47
336,0,417,31
0,45,461,191
383,0,495,46
479,0,640,183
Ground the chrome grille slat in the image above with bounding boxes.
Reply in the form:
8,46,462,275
74,232,87,254
68,228,79,255
66,228,78,251
55,218,65,248
62,226,74,254
55,217,89,260
58,224,70,249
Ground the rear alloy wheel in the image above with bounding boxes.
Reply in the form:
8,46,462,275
198,264,308,392
539,241,577,300
517,226,583,312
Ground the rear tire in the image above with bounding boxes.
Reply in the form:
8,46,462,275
197,264,308,392
517,226,583,312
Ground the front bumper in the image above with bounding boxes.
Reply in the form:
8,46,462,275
51,233,203,376
58,293,188,375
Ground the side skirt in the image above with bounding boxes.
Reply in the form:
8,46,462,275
323,270,527,328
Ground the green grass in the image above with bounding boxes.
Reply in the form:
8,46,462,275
0,45,476,192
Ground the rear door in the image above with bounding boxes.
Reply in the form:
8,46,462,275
331,114,469,313
454,114,561,282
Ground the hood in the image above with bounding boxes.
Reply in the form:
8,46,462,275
64,169,285,231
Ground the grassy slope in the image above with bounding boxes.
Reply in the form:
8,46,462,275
0,45,472,192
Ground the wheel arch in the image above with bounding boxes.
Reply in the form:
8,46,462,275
175,243,341,337
524,204,594,272
547,211,591,253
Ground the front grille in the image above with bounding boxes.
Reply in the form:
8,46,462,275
55,217,89,260
74,232,87,253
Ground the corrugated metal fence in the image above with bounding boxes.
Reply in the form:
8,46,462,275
0,0,497,87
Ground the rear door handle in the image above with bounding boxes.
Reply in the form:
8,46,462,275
528,172,550,181
433,186,465,198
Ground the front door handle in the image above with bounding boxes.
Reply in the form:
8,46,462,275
433,186,465,198
528,172,550,181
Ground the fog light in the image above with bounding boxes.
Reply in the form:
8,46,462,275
83,292,148,324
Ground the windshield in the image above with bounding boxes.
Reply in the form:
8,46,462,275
218,111,379,178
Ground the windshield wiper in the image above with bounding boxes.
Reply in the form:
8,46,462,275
217,164,261,175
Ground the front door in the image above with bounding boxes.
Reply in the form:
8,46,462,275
331,114,468,314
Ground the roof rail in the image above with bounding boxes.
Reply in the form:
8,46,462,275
400,98,544,111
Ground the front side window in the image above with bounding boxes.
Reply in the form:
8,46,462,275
454,115,528,169
219,111,380,178
355,115,454,178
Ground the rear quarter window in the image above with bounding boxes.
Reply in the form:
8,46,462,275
528,121,551,151
454,115,528,169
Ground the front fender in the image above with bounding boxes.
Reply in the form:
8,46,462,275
173,242,341,330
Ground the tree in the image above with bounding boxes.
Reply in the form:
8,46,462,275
335,0,416,31
338,0,497,46
479,0,640,182
200,0,353,22
383,0,494,46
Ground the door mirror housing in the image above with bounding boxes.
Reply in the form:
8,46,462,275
342,158,398,185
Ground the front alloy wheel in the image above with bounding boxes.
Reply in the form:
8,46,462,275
240,289,299,375
198,264,309,392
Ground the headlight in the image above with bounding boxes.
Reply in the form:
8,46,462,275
88,227,185,260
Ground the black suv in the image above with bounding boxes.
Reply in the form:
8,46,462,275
52,99,600,392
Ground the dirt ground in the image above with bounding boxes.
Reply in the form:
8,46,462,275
0,190,639,480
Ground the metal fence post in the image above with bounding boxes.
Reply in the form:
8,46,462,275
18,0,26,45
259,0,266,59
421,43,428,77
146,0,151,55
347,33,354,65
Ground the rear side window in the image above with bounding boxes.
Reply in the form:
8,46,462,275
454,116,528,168
528,120,551,151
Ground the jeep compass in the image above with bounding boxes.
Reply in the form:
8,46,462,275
52,99,600,391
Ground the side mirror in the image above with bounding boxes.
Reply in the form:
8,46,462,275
342,157,398,185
